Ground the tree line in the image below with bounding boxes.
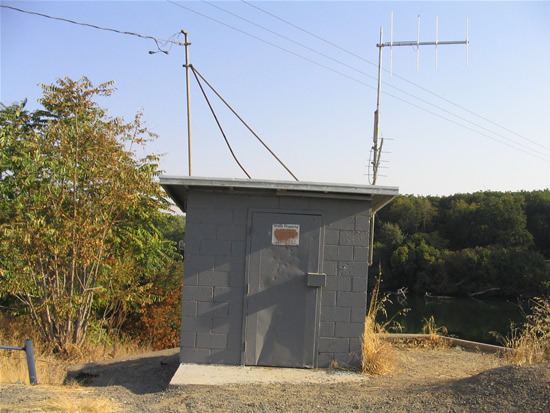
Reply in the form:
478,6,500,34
373,191,550,297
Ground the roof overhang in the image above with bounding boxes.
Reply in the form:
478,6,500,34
160,176,399,214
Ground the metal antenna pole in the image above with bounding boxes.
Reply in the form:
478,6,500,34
372,27,383,186
390,11,393,77
368,28,385,267
183,30,193,176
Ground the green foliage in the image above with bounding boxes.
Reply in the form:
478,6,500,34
122,212,185,350
0,77,177,352
524,190,550,257
381,195,436,234
155,214,186,244
440,192,533,249
125,259,183,350
375,191,550,298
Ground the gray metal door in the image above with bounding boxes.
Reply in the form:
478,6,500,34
244,212,322,368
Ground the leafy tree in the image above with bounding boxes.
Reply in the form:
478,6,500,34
439,198,480,249
441,193,532,249
124,212,185,349
443,247,548,296
524,190,550,258
381,195,435,234
377,222,405,248
126,258,183,350
0,77,176,352
155,214,186,244
470,193,532,248
389,234,445,292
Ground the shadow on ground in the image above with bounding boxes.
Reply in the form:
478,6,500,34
65,348,180,395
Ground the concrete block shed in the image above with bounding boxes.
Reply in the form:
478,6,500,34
160,176,398,369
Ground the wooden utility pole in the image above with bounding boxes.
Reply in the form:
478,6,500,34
183,30,193,176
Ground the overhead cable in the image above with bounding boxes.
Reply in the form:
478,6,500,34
191,66,300,181
202,0,378,80
241,0,550,153
1,4,184,53
167,0,375,89
205,0,546,158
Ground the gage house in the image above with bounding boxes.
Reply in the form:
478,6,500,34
160,176,398,369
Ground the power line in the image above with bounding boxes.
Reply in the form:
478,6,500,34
203,0,550,160
167,0,378,90
383,65,550,153
0,4,184,53
206,0,549,158
241,0,369,65
170,1,550,163
202,0,379,81
241,0,550,154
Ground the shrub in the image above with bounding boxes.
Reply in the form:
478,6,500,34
361,270,402,375
494,297,550,364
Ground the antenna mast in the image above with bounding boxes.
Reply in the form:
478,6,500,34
371,27,384,186
370,16,469,184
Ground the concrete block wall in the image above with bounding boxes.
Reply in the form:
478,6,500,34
180,190,370,368
317,199,371,367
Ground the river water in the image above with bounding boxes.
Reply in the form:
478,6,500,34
378,294,526,345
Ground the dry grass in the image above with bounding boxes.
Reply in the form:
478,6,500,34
0,314,152,385
494,297,550,365
361,272,404,376
0,385,120,412
420,315,453,349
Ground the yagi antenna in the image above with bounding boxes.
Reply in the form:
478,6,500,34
371,14,469,185
386,15,469,76
390,11,393,76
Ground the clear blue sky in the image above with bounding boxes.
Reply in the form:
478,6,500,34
2,1,549,196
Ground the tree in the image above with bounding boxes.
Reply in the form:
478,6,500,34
0,77,175,352
439,198,480,249
155,214,186,244
381,195,435,234
124,212,185,350
524,190,550,258
469,193,532,248
440,193,532,250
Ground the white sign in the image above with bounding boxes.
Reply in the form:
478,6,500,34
272,224,300,246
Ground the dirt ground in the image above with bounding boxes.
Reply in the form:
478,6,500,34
1,344,549,412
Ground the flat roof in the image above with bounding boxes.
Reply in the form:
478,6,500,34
160,176,399,214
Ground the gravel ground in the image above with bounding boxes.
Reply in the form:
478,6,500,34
0,346,549,412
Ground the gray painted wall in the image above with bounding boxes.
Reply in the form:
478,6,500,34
180,190,371,368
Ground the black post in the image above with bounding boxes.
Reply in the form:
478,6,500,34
24,339,37,385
